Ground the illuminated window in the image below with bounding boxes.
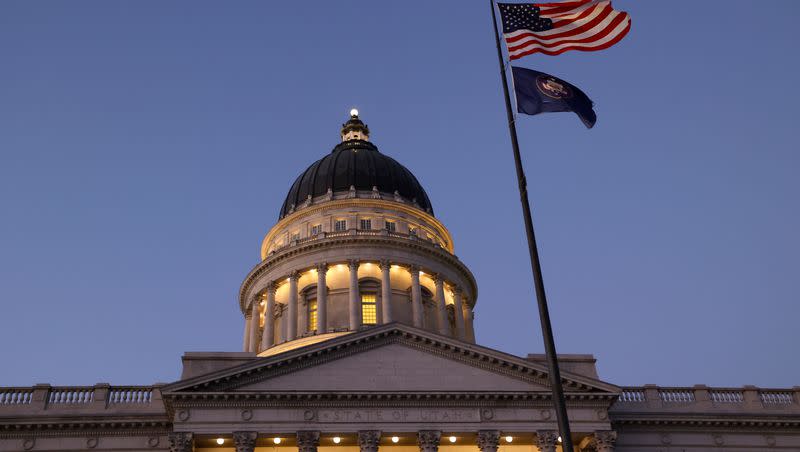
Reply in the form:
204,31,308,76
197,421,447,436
409,226,418,236
360,219,372,230
361,294,377,325
311,224,322,235
307,299,317,331
385,220,396,232
334,219,347,231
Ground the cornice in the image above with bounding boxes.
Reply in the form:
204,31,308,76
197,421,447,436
0,420,170,439
612,416,800,429
240,234,478,313
262,198,454,258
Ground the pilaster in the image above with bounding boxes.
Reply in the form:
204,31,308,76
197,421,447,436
297,431,321,452
417,430,441,452
476,430,500,452
534,430,558,452
358,430,381,452
233,431,258,452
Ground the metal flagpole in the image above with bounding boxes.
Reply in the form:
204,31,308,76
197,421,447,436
489,1,575,450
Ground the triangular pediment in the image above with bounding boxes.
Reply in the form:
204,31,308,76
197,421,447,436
162,323,619,397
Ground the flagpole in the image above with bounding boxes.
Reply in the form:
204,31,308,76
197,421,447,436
489,1,575,450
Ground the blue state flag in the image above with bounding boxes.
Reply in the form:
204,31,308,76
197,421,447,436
512,66,597,129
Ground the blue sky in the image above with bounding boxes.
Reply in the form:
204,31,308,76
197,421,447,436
1,1,798,388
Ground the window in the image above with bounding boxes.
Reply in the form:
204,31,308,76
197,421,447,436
334,219,347,232
409,226,418,236
311,224,322,235
361,294,377,325
360,219,372,230
307,299,318,331
385,220,396,232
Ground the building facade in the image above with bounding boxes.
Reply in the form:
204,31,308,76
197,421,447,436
2,113,798,451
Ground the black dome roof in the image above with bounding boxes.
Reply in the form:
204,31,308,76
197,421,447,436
280,139,433,219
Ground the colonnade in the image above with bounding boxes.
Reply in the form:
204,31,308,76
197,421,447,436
243,260,472,353
168,429,617,452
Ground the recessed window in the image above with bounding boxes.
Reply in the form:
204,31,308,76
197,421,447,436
361,294,377,325
334,219,347,232
307,299,317,331
385,220,396,232
311,224,322,235
360,219,372,230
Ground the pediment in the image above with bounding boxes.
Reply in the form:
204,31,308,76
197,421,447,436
162,323,619,397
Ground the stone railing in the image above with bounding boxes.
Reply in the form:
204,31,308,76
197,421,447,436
268,228,447,257
0,384,164,415
611,384,800,417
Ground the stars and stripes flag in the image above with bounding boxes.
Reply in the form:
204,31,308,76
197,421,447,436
498,1,631,59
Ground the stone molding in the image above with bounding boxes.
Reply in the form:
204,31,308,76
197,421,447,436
168,432,193,452
417,430,441,452
296,430,320,452
233,431,258,452
534,430,558,452
476,430,500,452
358,430,381,452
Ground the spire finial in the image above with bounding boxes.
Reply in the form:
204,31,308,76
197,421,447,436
341,108,370,142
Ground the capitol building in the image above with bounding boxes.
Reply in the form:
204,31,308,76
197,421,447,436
1,113,798,451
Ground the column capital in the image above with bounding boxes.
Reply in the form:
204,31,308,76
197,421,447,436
452,285,463,295
591,430,617,452
358,430,381,452
348,259,360,270
476,430,500,452
378,259,391,270
265,280,277,293
168,432,193,452
432,273,444,284
296,431,320,452
289,270,301,281
233,432,258,452
408,264,421,275
316,262,328,272
534,431,558,452
417,430,441,452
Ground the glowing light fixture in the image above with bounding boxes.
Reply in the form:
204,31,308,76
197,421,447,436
449,436,457,443
505,436,513,443
274,438,282,445
216,438,225,445
391,437,400,443
333,437,341,444
557,436,562,443
350,108,359,117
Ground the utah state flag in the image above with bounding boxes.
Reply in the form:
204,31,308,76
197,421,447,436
512,66,597,129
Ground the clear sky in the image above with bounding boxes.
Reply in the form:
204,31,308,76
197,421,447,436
1,1,798,388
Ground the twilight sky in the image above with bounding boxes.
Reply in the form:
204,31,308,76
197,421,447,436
1,1,798,388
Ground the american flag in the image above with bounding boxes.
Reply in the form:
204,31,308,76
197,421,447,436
498,1,631,59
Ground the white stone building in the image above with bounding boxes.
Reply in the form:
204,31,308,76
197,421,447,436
1,113,798,451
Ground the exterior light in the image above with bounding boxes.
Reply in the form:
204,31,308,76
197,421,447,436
350,108,359,117
216,438,225,445
449,436,457,443
333,437,341,444
391,436,400,443
557,436,562,443
505,436,513,443
274,438,282,445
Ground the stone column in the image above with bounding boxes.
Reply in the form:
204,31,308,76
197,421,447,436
242,314,251,352
349,260,361,330
410,265,423,328
417,430,441,452
434,275,450,335
534,431,558,452
317,263,328,333
297,431,320,452
248,298,260,353
453,286,466,339
168,432,193,452
261,282,276,350
287,271,299,340
358,430,381,452
379,260,393,323
465,308,476,342
591,430,617,452
476,431,500,452
233,432,258,452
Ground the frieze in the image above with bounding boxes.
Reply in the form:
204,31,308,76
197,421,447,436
317,408,479,423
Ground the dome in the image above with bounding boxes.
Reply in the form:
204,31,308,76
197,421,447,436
279,115,433,219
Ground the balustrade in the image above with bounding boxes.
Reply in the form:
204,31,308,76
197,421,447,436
48,387,94,404
710,389,744,403
0,388,33,404
108,387,153,404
